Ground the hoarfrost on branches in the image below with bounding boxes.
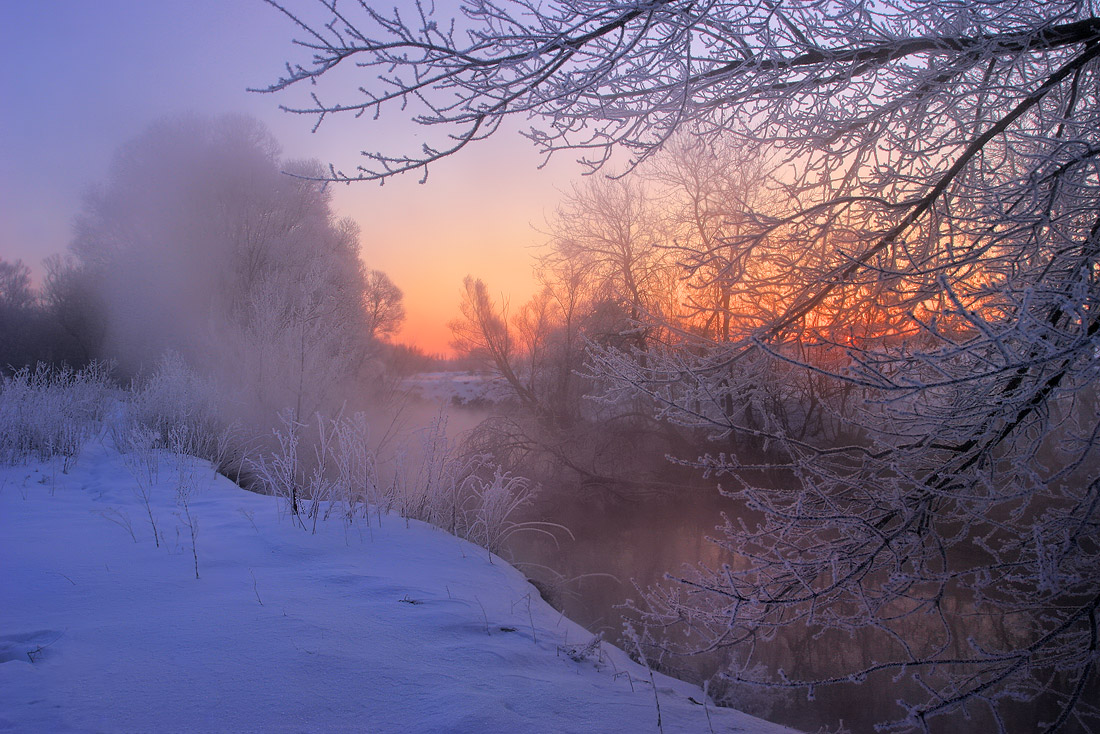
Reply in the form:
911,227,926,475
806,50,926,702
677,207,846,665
264,1,1100,729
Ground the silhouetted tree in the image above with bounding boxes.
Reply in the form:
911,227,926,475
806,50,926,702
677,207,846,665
41,255,106,364
362,269,405,340
0,258,36,369
0,259,33,311
0,257,87,370
449,275,539,412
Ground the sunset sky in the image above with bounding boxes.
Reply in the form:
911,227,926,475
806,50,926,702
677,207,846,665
0,1,577,354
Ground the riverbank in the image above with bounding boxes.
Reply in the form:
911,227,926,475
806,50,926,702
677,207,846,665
0,438,798,733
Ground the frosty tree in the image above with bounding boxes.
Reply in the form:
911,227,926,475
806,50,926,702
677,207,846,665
70,115,388,425
263,2,1100,730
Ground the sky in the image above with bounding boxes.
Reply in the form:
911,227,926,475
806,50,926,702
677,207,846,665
0,1,577,353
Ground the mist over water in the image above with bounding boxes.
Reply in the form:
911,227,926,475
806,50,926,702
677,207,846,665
369,391,493,488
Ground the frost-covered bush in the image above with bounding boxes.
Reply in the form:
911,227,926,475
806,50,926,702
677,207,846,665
250,410,386,529
458,468,543,556
394,411,468,531
378,414,564,556
122,352,242,474
0,362,113,467
251,408,465,531
325,411,384,523
249,410,307,523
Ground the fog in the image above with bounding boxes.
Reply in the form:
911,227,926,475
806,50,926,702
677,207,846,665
50,116,392,438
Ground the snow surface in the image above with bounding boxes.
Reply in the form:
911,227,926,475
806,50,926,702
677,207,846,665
0,439,798,733
401,371,513,407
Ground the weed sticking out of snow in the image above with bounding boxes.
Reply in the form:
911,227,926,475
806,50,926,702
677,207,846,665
169,425,201,580
560,633,605,665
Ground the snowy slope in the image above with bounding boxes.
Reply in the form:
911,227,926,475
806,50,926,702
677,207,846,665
0,439,798,734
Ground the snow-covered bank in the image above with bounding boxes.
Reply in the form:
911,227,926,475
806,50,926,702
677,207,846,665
0,440,797,733
401,371,512,407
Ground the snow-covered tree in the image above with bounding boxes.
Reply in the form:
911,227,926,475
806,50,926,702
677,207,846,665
71,115,395,425
545,176,672,349
264,3,1100,729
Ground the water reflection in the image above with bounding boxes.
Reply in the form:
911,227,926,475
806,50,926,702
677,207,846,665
507,479,1080,733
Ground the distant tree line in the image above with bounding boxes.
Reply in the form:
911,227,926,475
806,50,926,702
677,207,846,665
0,256,93,371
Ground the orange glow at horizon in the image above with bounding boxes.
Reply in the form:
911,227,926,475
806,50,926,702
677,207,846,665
330,135,575,356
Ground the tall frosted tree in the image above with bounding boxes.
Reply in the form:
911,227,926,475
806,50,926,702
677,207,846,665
71,115,400,423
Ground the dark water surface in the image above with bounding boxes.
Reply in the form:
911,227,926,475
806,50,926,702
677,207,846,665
507,483,857,732
507,478,1071,733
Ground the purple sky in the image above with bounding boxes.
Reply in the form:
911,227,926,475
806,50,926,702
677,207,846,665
0,1,574,352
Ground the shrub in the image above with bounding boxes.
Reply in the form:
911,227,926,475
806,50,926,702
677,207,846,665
0,362,113,467
122,352,244,476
